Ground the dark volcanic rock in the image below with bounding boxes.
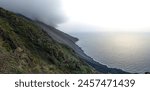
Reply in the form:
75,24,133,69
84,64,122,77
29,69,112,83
36,22,129,74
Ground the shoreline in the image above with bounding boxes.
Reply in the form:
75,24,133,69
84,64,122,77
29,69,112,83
36,22,130,74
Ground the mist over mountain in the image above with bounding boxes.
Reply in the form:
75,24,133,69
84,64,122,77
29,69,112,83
0,7,129,74
0,0,66,26
0,7,97,73
0,0,130,74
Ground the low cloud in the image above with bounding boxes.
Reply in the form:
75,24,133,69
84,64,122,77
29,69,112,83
0,0,66,26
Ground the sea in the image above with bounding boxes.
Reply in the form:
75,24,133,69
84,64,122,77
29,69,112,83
69,32,150,73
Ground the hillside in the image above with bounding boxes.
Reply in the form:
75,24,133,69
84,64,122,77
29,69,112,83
0,7,129,74
36,21,129,74
0,7,96,73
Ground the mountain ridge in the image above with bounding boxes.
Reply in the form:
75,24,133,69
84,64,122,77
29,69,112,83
0,7,129,74
34,21,129,74
0,7,96,73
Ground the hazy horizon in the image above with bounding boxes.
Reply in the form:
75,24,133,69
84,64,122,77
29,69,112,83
71,32,150,73
0,0,150,73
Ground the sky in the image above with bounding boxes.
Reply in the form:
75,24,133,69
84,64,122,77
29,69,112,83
60,0,150,32
0,0,150,32
0,0,66,26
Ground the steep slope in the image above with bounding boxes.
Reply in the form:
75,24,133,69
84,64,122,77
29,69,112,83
0,7,96,73
36,22,129,74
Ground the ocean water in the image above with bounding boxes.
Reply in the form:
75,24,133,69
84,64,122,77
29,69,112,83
71,32,150,73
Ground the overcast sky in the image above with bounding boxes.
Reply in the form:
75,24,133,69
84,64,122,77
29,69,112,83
61,0,150,32
1,0,150,32
0,0,66,26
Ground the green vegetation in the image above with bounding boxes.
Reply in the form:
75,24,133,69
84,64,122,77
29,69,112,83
0,7,96,73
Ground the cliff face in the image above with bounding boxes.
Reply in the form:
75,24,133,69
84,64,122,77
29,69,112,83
0,7,96,73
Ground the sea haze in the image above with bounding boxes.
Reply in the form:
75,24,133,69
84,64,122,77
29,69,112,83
70,32,150,73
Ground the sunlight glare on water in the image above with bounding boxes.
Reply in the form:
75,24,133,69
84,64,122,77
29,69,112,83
74,32,150,73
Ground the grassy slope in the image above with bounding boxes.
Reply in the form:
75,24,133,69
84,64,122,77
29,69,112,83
0,7,96,73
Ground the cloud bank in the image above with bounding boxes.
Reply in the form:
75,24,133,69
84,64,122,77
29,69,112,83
0,0,66,26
